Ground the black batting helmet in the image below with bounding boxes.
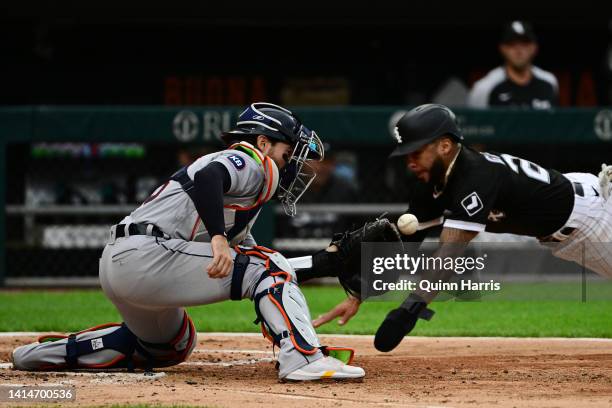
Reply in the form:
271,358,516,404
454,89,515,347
389,104,463,158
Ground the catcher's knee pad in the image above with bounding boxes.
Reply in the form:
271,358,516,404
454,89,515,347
137,312,197,368
253,270,320,355
12,313,196,371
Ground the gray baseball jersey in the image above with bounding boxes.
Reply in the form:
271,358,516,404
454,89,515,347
121,147,275,246
12,141,322,375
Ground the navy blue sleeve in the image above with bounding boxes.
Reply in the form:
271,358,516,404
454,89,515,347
192,162,232,238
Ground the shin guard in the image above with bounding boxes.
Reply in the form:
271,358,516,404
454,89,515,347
12,313,196,371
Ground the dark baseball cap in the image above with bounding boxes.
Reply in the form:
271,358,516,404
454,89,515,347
501,20,537,43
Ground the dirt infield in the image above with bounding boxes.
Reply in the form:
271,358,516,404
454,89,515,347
1,334,612,408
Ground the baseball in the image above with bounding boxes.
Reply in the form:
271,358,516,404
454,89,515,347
397,213,419,235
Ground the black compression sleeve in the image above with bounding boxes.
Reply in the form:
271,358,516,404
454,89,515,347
192,162,231,238
296,249,340,283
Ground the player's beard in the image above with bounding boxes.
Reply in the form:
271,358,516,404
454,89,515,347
428,156,446,190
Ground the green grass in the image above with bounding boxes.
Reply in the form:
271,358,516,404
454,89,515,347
1,286,611,337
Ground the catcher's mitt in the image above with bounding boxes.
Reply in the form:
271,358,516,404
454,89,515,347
330,217,403,299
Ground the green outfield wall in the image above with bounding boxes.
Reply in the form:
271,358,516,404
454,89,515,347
1,106,612,285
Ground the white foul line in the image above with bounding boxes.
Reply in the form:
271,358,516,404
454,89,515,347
193,348,273,355
1,331,611,342
0,356,273,371
183,358,273,367
0,366,166,381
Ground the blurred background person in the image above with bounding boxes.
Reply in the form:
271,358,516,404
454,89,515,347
467,21,559,109
300,150,360,205
285,150,360,239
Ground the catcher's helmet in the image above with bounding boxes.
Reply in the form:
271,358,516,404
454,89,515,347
222,102,325,217
222,102,309,147
389,104,463,158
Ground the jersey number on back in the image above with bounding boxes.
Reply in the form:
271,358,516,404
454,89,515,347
482,152,551,184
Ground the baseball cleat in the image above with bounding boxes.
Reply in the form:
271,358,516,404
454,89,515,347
283,356,365,381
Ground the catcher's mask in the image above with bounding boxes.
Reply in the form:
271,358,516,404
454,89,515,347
277,125,324,216
221,102,325,216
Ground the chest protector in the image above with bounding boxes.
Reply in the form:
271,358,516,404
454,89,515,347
171,142,279,242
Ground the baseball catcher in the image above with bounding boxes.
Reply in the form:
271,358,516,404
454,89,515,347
11,102,375,381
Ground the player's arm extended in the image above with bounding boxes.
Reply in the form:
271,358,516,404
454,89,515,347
440,226,479,242
373,227,478,352
307,217,444,328
414,227,478,303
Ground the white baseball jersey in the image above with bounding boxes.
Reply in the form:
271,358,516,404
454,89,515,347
551,172,612,278
120,146,277,246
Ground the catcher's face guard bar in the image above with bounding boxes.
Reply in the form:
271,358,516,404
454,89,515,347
277,128,325,216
